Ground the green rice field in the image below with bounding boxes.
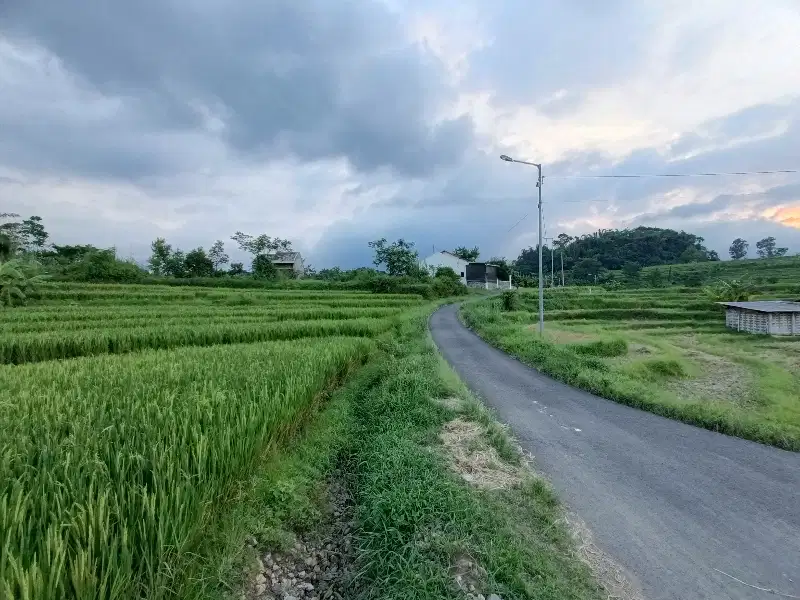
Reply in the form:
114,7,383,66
0,283,421,599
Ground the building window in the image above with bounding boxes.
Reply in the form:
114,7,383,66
460,271,464,277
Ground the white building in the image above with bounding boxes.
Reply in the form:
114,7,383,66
270,252,304,278
718,301,800,335
421,251,469,285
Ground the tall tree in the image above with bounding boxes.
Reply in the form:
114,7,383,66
148,238,173,275
368,238,419,276
208,240,229,273
0,213,21,258
231,231,292,273
552,233,573,250
452,246,480,261
755,236,788,258
20,216,49,252
164,250,187,278
728,238,749,260
184,247,214,277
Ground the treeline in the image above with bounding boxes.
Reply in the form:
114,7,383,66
0,215,465,303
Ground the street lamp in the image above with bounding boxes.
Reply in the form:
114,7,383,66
499,154,544,335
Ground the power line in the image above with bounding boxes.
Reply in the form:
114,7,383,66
546,169,799,180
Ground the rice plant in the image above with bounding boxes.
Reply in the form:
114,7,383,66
0,337,372,599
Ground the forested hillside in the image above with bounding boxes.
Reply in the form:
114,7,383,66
515,227,719,284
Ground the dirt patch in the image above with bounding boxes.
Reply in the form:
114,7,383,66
439,418,523,490
565,512,645,600
244,476,359,600
669,350,752,404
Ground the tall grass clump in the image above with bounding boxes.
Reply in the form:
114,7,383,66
0,337,372,599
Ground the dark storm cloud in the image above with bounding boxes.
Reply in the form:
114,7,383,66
1,0,473,179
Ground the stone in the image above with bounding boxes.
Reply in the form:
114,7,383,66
284,596,299,600
255,573,267,585
487,595,502,600
254,583,267,595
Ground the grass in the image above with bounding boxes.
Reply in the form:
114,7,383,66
463,288,800,451
1,283,601,599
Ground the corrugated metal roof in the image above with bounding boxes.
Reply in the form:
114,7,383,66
718,301,800,313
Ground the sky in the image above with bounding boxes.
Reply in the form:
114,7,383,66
2,0,800,269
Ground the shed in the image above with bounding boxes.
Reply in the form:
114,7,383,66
718,301,800,335
269,252,304,278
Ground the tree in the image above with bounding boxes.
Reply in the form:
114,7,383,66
368,238,420,277
755,236,788,258
228,262,245,276
252,254,277,279
231,231,292,275
19,216,49,252
0,213,21,258
452,246,480,262
164,250,187,278
571,258,605,284
148,238,173,275
622,261,642,286
184,247,214,277
552,233,573,250
208,240,229,274
231,232,292,255
728,238,748,260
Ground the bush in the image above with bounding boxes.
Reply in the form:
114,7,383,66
63,250,146,283
501,290,519,311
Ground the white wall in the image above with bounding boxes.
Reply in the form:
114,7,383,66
421,252,468,285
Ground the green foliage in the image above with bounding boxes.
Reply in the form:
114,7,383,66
515,226,719,285
208,240,229,273
228,262,245,276
501,290,519,311
184,247,214,277
452,245,480,261
63,250,146,283
252,254,278,279
147,237,172,275
0,259,46,307
569,338,628,357
729,238,749,260
368,238,420,277
703,278,754,302
643,358,687,378
231,231,292,256
756,236,788,258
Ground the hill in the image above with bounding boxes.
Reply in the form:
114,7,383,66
514,227,719,284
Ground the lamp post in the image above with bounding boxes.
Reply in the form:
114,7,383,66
500,154,544,334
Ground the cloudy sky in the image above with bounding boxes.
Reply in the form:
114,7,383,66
2,0,799,268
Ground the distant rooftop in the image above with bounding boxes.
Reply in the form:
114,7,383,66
269,252,301,262
718,301,800,313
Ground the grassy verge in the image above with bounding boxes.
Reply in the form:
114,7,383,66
462,299,800,451
195,305,603,600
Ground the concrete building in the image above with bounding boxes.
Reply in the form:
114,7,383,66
270,252,304,278
718,301,800,335
421,251,469,285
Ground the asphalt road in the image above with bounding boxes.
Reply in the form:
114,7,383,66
430,304,800,600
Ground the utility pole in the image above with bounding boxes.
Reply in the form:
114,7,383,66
500,154,544,334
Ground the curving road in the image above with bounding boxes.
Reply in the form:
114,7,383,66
430,304,800,600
